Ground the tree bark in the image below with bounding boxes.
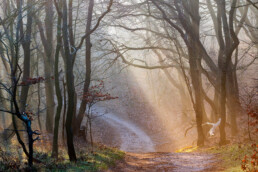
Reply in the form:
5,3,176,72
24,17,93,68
36,0,55,133
180,0,205,146
75,0,94,135
62,0,77,161
226,62,240,136
216,0,239,145
188,48,205,146
52,9,63,158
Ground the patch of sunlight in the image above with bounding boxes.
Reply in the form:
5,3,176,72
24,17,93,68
176,146,198,153
129,67,186,148
224,166,242,172
96,152,109,160
204,146,219,151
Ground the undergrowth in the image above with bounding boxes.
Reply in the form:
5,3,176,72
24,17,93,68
0,142,125,171
202,143,257,172
176,141,258,172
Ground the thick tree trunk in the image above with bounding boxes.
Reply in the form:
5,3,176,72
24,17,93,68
43,60,55,133
187,0,205,146
62,0,77,161
226,62,240,136
189,52,205,146
37,0,55,133
65,68,77,161
218,66,227,144
216,0,239,145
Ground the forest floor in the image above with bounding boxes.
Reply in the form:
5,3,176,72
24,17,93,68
0,139,125,172
92,105,257,172
106,152,223,172
106,142,257,172
0,134,257,171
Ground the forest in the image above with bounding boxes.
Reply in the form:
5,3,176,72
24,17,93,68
0,0,257,171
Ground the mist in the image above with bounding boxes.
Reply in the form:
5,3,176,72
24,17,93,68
0,0,257,171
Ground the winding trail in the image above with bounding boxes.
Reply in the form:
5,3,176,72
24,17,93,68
107,152,223,172
91,105,222,171
92,105,155,152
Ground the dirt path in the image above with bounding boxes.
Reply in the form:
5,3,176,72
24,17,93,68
90,106,223,171
107,152,224,172
91,105,155,152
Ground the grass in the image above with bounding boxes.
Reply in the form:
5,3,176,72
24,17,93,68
0,143,125,172
175,141,257,172
199,143,257,172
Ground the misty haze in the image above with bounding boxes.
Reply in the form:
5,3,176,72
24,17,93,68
0,0,257,171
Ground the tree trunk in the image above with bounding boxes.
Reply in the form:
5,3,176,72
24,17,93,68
62,79,67,142
216,0,239,145
189,51,205,146
211,83,220,122
44,62,55,133
62,0,77,161
75,0,94,135
36,51,42,131
226,62,240,136
186,0,205,146
218,64,227,144
52,11,62,158
18,0,33,144
37,0,55,133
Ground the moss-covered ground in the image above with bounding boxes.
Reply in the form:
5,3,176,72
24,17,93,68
0,142,125,172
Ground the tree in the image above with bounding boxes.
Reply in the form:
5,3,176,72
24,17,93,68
53,0,113,161
103,0,251,145
75,0,95,136
74,0,114,135
61,0,77,161
36,0,56,133
52,0,63,158
0,0,35,143
0,3,41,165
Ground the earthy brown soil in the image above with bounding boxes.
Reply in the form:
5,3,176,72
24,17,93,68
106,152,224,172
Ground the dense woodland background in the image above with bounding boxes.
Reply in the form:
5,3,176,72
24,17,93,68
0,0,257,170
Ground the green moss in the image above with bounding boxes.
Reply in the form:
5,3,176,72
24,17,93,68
0,144,125,171
38,146,125,172
201,143,255,172
45,147,124,171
